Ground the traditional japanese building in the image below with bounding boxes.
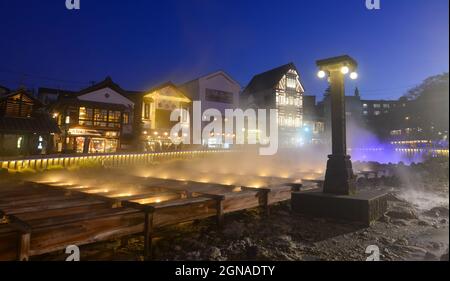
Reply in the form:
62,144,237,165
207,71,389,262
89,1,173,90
0,89,60,156
179,70,241,148
241,63,305,147
46,77,135,154
128,82,191,152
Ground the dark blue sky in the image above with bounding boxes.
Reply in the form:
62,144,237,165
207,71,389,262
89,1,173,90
0,0,448,100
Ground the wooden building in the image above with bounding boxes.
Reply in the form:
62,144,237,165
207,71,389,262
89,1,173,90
241,63,305,147
128,82,191,152
0,89,60,156
47,77,135,154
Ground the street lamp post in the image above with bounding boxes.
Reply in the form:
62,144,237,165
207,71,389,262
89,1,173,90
291,55,387,226
316,55,358,195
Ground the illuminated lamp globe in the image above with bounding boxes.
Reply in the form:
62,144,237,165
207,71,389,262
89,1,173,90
350,72,358,80
317,70,326,79
341,66,350,75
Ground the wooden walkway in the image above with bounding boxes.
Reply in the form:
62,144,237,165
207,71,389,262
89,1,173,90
0,175,319,261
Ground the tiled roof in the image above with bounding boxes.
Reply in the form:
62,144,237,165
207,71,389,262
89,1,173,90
0,114,61,134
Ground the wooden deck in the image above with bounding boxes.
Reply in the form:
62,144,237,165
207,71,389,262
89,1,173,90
0,175,319,261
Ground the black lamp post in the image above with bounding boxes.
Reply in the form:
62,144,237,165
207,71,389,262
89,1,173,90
316,55,359,195
291,55,387,226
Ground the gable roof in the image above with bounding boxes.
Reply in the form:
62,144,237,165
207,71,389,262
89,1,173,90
76,76,131,97
242,63,298,95
143,81,191,102
40,77,136,104
180,70,241,88
0,89,43,107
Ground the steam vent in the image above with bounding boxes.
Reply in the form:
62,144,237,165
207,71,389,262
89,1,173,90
291,55,388,226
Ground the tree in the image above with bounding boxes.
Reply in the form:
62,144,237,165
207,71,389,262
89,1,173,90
403,73,449,140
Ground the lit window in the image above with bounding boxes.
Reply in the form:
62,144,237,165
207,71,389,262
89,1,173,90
143,103,150,119
286,76,297,89
108,111,121,128
363,104,368,108
123,113,130,125
373,104,381,108
17,136,23,149
94,109,108,127
79,107,93,126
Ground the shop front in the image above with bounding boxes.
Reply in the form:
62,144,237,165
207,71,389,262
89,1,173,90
67,128,120,154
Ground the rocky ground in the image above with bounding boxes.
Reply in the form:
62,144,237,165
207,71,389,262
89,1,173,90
36,188,449,262
32,158,450,261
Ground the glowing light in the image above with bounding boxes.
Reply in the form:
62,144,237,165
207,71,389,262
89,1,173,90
232,186,242,192
155,199,161,203
349,72,358,80
112,193,133,198
317,70,326,79
341,66,349,75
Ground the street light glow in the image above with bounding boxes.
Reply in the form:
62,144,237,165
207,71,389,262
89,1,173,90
317,70,326,79
341,66,350,75
350,72,358,80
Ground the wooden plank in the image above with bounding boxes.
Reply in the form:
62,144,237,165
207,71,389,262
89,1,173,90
17,232,30,261
222,191,261,214
111,190,180,202
0,172,296,260
27,207,139,229
29,182,120,208
1,198,107,215
143,177,235,194
129,192,183,205
29,211,144,256
216,198,224,227
143,211,154,260
0,213,31,261
151,197,217,228
15,201,109,221
0,225,19,261
0,189,67,201
0,193,84,207
266,185,293,204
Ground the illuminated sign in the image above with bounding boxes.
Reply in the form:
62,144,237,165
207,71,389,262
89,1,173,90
68,129,102,136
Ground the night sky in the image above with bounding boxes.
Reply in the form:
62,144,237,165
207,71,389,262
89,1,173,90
0,0,448,100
